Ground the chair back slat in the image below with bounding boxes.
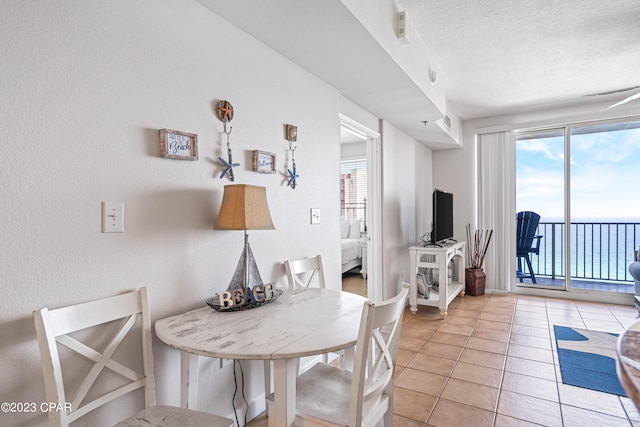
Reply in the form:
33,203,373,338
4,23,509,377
348,285,408,426
69,314,137,411
67,379,146,424
33,288,155,427
55,335,142,382
47,291,143,337
516,211,541,255
284,254,326,289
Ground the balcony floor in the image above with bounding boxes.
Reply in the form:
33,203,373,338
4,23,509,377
517,276,635,293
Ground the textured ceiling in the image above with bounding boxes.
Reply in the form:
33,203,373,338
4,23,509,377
397,0,640,119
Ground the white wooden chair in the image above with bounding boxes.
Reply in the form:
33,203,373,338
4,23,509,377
266,285,409,427
286,254,338,367
33,287,233,427
284,254,326,289
284,254,356,369
265,255,329,397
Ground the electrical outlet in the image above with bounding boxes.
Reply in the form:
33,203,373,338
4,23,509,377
311,208,320,224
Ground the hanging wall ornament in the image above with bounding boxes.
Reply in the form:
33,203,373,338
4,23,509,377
285,124,299,189
216,100,240,181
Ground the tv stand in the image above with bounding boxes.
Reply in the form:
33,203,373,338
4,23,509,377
426,238,458,248
409,241,466,318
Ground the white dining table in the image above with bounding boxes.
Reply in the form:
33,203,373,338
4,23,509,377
154,287,368,427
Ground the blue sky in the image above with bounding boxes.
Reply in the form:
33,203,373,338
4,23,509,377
516,125,640,220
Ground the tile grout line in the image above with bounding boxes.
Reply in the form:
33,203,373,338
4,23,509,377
491,294,517,427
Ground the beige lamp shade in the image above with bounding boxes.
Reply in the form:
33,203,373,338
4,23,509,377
215,184,275,231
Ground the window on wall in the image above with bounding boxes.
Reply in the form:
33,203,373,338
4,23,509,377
340,158,367,226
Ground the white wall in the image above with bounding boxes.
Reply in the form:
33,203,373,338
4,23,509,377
415,144,434,242
433,142,476,243
340,141,367,158
0,1,346,425
381,121,433,298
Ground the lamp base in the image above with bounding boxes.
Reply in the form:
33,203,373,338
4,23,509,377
208,232,278,311
227,233,264,291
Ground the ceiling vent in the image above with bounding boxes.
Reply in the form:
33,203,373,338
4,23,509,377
443,115,451,130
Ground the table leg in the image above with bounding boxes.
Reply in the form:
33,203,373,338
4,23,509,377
342,346,355,371
264,360,273,396
180,351,199,409
273,359,297,427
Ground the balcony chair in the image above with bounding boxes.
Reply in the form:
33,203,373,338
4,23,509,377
33,287,233,427
265,285,408,427
629,261,640,313
516,211,543,284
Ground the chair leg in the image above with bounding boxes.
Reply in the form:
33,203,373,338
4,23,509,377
516,257,523,283
383,395,393,426
525,255,536,284
342,347,354,371
266,400,275,427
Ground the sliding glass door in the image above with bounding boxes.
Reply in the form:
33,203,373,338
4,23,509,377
516,128,567,290
516,119,640,294
568,121,640,293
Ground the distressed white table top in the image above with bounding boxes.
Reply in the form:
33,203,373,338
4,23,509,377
155,288,368,360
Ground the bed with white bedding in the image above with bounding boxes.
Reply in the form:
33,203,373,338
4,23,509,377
341,219,363,273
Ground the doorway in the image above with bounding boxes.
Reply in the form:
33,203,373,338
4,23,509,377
339,115,381,301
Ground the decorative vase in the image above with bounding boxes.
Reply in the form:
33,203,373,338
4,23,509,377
465,268,486,296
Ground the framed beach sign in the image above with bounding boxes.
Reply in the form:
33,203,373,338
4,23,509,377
252,150,276,174
159,129,198,160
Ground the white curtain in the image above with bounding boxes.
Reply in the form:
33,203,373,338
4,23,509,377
477,131,516,292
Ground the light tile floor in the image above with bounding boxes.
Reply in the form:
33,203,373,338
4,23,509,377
394,293,640,426
248,292,640,427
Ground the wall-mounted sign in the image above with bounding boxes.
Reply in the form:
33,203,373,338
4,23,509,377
159,129,198,160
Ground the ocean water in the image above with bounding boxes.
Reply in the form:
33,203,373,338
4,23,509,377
532,217,640,282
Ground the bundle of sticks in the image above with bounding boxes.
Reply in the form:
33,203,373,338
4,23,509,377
466,224,493,269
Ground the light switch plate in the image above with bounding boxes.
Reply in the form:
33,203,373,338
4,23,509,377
311,208,320,224
102,202,124,233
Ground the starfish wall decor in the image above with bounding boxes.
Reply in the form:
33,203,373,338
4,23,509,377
287,156,299,189
216,100,240,181
285,124,299,189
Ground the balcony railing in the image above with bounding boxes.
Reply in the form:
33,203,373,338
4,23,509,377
530,221,640,283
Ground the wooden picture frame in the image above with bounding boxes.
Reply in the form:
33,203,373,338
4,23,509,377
159,129,198,161
252,150,276,174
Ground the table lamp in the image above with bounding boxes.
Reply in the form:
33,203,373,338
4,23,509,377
214,184,275,301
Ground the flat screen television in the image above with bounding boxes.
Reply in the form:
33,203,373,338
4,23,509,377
432,189,454,245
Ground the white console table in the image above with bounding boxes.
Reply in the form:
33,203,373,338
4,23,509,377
409,241,466,318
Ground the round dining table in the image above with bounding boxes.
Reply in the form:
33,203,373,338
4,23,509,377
155,287,368,427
